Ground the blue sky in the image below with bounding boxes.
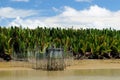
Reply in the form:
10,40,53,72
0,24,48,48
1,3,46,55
0,0,120,29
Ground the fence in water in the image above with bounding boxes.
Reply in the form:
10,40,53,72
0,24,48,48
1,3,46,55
11,47,73,71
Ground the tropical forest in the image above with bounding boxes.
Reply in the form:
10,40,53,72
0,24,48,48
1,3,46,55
0,26,120,61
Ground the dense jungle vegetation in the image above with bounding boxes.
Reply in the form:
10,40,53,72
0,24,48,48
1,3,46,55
0,26,120,60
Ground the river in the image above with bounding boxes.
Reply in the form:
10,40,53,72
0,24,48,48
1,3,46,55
0,69,120,80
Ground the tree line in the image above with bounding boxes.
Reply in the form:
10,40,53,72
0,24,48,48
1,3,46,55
0,26,120,60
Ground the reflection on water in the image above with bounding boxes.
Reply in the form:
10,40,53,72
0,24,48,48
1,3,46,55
0,69,120,80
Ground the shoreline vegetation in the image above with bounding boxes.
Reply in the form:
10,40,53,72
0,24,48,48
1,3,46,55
1,27,120,70
1,60,120,71
1,27,120,60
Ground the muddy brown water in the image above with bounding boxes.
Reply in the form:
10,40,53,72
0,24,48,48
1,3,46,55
0,69,120,80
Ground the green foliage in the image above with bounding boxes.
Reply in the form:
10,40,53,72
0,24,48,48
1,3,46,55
0,26,120,59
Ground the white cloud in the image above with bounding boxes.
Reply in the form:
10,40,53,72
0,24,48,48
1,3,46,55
52,7,60,12
8,17,47,29
0,7,38,18
43,5,120,29
75,0,92,3
11,0,29,2
7,5,120,30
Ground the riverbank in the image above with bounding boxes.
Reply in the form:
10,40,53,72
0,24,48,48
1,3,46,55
1,59,120,71
67,59,120,70
0,61,33,71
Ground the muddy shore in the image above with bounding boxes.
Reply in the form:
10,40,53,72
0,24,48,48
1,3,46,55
1,59,120,71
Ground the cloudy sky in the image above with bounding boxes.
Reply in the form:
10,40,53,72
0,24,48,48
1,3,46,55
0,0,120,29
